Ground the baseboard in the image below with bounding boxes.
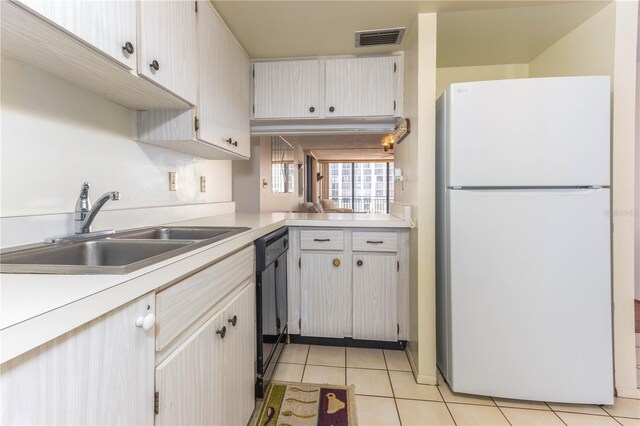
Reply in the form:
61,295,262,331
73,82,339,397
289,335,406,350
616,386,640,399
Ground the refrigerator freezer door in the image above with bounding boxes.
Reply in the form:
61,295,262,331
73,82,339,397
447,76,610,187
448,188,612,404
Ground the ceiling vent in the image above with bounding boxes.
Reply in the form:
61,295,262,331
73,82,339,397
355,27,405,47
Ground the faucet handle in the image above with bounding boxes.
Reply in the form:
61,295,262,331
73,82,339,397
111,192,121,201
79,182,90,198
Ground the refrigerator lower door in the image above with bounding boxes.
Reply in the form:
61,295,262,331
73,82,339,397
448,188,612,404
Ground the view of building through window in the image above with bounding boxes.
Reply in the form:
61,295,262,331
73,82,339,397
324,162,394,213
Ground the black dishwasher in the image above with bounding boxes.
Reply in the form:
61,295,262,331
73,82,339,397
255,227,288,398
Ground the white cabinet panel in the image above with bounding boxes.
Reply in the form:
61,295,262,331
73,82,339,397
352,231,398,252
155,309,225,426
253,60,321,119
300,229,344,250
300,252,345,338
1,294,155,425
18,0,136,70
155,283,255,426
138,0,197,104
197,1,250,158
352,253,398,341
325,56,397,117
223,283,256,426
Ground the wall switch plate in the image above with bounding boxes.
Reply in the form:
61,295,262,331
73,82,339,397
168,171,176,191
200,176,206,192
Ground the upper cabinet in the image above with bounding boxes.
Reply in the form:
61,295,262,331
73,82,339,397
196,0,250,158
325,56,397,117
18,0,137,70
136,1,251,160
138,0,197,104
251,55,403,121
253,60,321,119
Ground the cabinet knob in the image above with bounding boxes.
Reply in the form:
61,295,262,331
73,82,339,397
217,326,227,339
150,60,160,71
329,106,335,113
228,315,238,327
122,41,134,55
225,137,233,144
333,258,341,267
309,106,315,113
233,140,238,147
356,260,363,267
135,313,155,331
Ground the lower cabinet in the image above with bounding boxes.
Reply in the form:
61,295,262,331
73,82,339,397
352,253,398,341
291,227,409,342
300,252,345,338
155,282,255,426
0,293,156,425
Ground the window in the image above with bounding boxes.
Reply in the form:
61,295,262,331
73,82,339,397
321,161,394,214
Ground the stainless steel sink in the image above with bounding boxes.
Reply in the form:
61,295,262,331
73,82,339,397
115,226,249,241
0,226,251,275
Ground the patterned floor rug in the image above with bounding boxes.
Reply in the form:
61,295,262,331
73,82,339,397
254,381,357,426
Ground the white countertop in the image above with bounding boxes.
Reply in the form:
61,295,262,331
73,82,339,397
0,212,409,363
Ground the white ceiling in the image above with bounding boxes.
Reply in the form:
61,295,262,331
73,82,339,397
212,1,609,66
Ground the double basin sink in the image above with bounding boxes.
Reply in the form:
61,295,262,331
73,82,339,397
0,226,250,275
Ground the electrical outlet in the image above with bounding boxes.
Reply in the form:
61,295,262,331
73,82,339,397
200,176,206,192
168,171,176,191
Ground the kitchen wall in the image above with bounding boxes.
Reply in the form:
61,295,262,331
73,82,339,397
1,57,233,243
232,136,304,213
528,1,639,398
635,7,640,303
436,63,529,97
393,13,438,385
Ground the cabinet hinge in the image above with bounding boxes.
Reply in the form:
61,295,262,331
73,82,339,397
394,62,397,73
194,116,200,132
154,391,159,415
299,257,301,269
253,68,255,78
253,105,255,114
397,324,400,335
397,260,400,272
195,1,198,12
299,318,302,330
393,100,396,111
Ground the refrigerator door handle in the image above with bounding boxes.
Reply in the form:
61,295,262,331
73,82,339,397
451,188,604,196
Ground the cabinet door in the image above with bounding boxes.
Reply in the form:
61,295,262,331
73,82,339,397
300,252,345,338
223,283,256,426
139,0,197,104
197,1,250,158
155,309,226,426
325,56,397,117
253,60,321,119
18,0,137,70
352,253,398,341
1,294,155,425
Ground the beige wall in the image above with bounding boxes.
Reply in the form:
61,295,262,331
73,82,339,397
394,13,438,385
436,64,529,97
528,1,639,399
232,136,304,213
529,3,615,79
635,6,640,302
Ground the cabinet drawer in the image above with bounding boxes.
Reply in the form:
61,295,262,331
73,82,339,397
155,245,254,351
352,232,398,252
300,230,344,250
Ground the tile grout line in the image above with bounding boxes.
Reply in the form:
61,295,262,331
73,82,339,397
383,349,403,426
300,344,311,383
542,402,568,426
490,397,513,426
436,384,458,426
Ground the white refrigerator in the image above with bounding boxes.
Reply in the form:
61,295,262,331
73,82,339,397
435,76,613,404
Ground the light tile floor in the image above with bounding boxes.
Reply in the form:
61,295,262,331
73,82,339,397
271,343,640,426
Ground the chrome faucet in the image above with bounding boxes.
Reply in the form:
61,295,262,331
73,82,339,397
75,182,120,234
